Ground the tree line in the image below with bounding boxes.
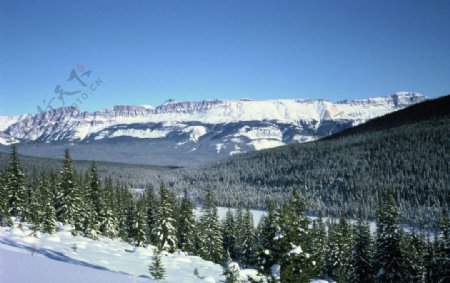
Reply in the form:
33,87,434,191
1,146,449,282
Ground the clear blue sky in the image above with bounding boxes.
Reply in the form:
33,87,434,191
1,0,449,115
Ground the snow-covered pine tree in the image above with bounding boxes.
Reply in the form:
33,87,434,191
351,218,374,283
177,188,195,253
436,208,450,282
241,207,256,267
277,190,314,283
401,230,427,283
87,163,105,232
223,261,241,283
222,208,236,260
256,199,279,282
310,212,327,279
198,189,224,264
42,185,57,234
0,170,8,225
133,201,148,247
5,145,28,220
374,193,406,282
153,182,177,252
99,178,118,238
56,149,82,230
144,185,158,245
115,183,133,241
325,215,353,283
234,206,245,262
149,247,166,280
29,176,44,230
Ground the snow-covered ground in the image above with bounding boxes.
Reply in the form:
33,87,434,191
0,221,261,283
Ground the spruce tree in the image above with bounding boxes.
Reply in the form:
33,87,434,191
149,248,166,280
198,189,224,263
402,231,426,283
436,208,450,282
99,179,118,238
277,190,314,283
241,207,256,267
56,149,82,229
5,145,28,220
374,193,406,282
153,182,177,252
177,189,195,253
133,202,148,247
352,219,374,283
222,208,236,260
144,185,158,245
256,199,279,281
310,213,327,279
234,206,245,262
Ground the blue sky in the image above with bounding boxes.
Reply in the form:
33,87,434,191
1,0,449,115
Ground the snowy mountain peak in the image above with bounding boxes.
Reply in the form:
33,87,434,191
0,92,427,164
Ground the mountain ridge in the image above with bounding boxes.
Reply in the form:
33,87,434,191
0,92,426,165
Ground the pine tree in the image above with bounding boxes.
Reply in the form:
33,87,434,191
144,185,158,245
99,178,118,238
234,206,245,262
402,231,426,283
4,145,28,220
277,190,314,283
241,207,256,267
310,213,327,278
223,262,241,283
436,208,450,282
198,189,224,263
177,189,195,253
374,193,406,282
222,208,236,260
352,219,374,283
56,149,82,229
153,182,177,252
325,216,353,283
133,202,148,247
149,248,166,280
256,199,279,281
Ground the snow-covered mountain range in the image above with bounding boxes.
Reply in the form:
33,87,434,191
0,92,426,165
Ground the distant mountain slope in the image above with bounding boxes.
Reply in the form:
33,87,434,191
165,95,450,223
0,92,426,165
327,94,450,139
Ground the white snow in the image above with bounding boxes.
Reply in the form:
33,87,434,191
182,126,207,143
0,221,225,283
110,128,170,139
1,92,426,143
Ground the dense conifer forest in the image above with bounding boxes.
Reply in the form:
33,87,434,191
1,95,449,227
0,146,449,282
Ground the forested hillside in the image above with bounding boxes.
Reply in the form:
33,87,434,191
1,95,449,225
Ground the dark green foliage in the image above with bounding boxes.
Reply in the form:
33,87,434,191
277,191,315,283
374,194,406,282
325,216,353,283
149,248,165,280
4,145,28,219
154,182,177,252
222,208,236,259
56,149,82,228
256,199,279,281
310,213,327,278
351,219,374,283
177,189,195,252
198,190,224,263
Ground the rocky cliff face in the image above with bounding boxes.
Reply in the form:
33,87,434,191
0,92,426,165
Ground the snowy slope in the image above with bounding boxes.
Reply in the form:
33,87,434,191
0,221,264,283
